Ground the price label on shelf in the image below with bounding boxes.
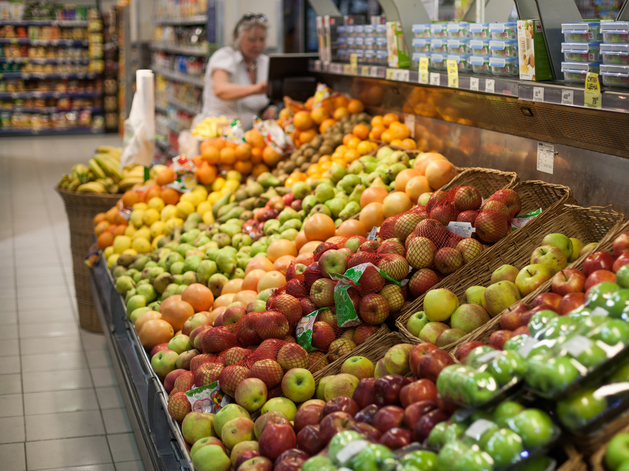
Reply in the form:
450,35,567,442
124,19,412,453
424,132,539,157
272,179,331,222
394,69,409,81
533,87,545,102
404,114,416,138
537,142,555,175
561,89,574,105
343,64,352,74
470,77,479,91
418,57,429,84
386,68,395,80
429,72,440,86
446,59,459,88
485,79,495,93
349,54,358,74
370,66,379,77
584,72,602,109
360,65,369,76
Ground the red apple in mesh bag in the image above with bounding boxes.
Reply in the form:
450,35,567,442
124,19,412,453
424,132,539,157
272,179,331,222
489,189,522,218
475,211,510,244
457,210,478,225
408,269,440,297
453,186,482,211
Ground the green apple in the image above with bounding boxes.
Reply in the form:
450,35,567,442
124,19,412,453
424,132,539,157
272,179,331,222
324,373,359,400
586,282,620,309
213,404,250,437
260,397,297,420
486,350,527,386
189,437,225,459
557,387,607,430
452,450,494,471
302,456,337,471
424,288,459,322
348,443,396,471
538,316,578,341
234,378,268,413
605,289,629,318
329,430,363,465
221,416,254,450
507,409,555,448
407,311,430,337
483,281,521,317
606,433,629,471
483,428,523,468
465,286,486,307
476,422,500,450
503,335,530,352
401,450,438,470
281,368,315,403
592,319,629,346
191,444,231,471
530,245,568,275
419,322,449,344
383,344,413,375
168,334,192,354
182,412,215,445
493,401,525,428
527,356,580,394
341,356,375,379
569,238,584,262
427,422,448,450
436,441,471,471
515,264,553,297
442,423,466,444
617,265,629,289
542,233,573,260
571,342,608,368
151,350,178,378
461,371,499,406
610,358,629,383
491,264,520,284
464,346,497,366
316,376,332,400
230,441,258,468
528,310,558,338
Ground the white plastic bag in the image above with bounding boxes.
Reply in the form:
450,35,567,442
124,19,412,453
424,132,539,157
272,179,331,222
120,70,155,169
178,130,201,157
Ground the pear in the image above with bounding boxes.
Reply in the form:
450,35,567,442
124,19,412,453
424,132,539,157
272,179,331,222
183,255,202,273
147,267,165,284
315,184,335,203
137,284,157,303
182,271,198,285
208,274,229,298
161,283,179,300
172,275,183,285
197,260,218,285
302,195,317,213
112,265,127,279
175,284,188,295
170,261,184,275
117,253,135,267
129,255,150,271
115,275,135,295
212,233,231,248
164,253,184,271
153,272,174,294
181,229,201,244
339,201,361,220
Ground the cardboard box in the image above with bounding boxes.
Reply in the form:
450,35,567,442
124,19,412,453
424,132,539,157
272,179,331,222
386,21,410,68
517,20,553,81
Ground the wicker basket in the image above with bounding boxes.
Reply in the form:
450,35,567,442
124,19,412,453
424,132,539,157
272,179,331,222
396,180,576,343
589,409,629,467
441,167,519,195
442,205,628,354
558,444,588,471
56,187,121,333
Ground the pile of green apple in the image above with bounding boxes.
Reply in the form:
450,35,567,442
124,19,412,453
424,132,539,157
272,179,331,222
606,432,629,471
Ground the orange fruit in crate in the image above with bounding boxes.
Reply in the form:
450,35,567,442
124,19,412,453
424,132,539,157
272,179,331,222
333,95,348,109
195,164,217,185
111,225,126,237
342,134,355,145
200,145,220,164
122,190,140,207
139,319,174,349
333,107,349,120
250,147,263,164
406,176,431,202
319,118,336,133
161,188,180,205
390,139,403,148
381,130,393,143
311,107,329,124
357,141,373,156
106,207,121,223
347,99,365,114
390,121,410,140
209,138,226,150
235,143,251,161
401,138,417,150
414,152,448,175
220,147,236,164
370,125,385,140
294,111,314,131
234,161,252,175
347,137,361,149
426,160,457,190
279,108,291,119
344,149,360,163
224,140,236,149
305,97,314,110
245,129,266,149
146,186,162,201
97,231,114,249
353,124,370,140
262,147,281,166
383,112,399,127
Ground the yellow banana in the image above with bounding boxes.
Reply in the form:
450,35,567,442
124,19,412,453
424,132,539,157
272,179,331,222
89,159,106,179
77,182,107,193
94,155,122,183
119,177,144,191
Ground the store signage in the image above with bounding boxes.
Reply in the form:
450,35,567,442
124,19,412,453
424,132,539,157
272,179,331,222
419,57,429,84
470,77,479,91
349,54,358,74
429,72,440,86
446,59,459,88
533,87,544,102
584,72,602,109
361,66,369,76
537,142,554,175
485,79,495,93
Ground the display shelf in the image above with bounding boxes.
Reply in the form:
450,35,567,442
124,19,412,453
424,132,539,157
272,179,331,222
155,102,168,114
1,107,103,113
151,66,204,87
0,127,103,136
0,38,89,46
0,72,100,79
167,97,198,115
311,60,629,115
0,20,88,26
150,42,209,57
0,57,91,64
167,121,186,133
0,91,102,99
154,15,207,25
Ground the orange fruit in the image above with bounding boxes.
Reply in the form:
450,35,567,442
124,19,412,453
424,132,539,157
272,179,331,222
347,137,361,149
360,187,389,208
311,107,329,124
381,130,393,143
294,111,314,131
220,147,236,164
106,207,121,224
246,129,266,149
262,146,281,166
195,164,217,185
336,219,368,237
273,255,296,275
347,99,365,114
161,187,180,205
235,143,251,161
257,271,286,292
246,255,274,274
304,213,336,241
356,141,373,156
382,112,399,127
371,115,384,127
160,299,195,332
383,191,413,218
405,175,431,202
370,125,385,140
426,160,457,190
390,139,403,148
94,220,110,237
332,95,349,109
359,202,385,228
234,161,253,175
181,283,214,312
93,213,107,225
155,167,177,186
111,225,126,237
243,269,266,291
252,163,269,176
343,134,356,146
414,152,449,175
97,231,114,249
319,118,336,133
139,319,174,349
344,149,360,162
209,138,226,150
394,168,422,192
305,97,314,110
353,124,370,140
122,190,140,208
224,140,236,149
267,239,298,262
389,121,411,140
333,107,349,120
300,129,317,144
250,147,263,164
279,108,291,119
401,138,417,149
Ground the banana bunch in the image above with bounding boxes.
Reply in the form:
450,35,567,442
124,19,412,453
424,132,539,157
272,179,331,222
119,165,147,192
57,146,125,194
191,116,229,139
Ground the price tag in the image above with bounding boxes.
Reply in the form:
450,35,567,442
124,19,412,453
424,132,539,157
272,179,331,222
343,64,352,74
360,65,369,76
562,89,574,105
336,440,369,465
476,350,502,364
419,56,429,84
518,337,538,358
465,419,495,441
470,77,479,91
367,227,378,240
592,307,609,317
446,59,459,88
537,142,555,175
370,66,379,77
386,68,395,80
447,222,476,238
349,53,358,74
430,72,440,86
395,69,410,81
404,114,416,138
314,60,321,71
584,72,602,109
485,79,495,93
533,87,545,102
563,335,592,358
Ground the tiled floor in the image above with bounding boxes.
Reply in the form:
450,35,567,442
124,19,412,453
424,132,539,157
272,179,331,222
0,135,146,471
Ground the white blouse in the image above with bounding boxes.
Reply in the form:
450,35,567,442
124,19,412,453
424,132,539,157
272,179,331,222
198,46,270,130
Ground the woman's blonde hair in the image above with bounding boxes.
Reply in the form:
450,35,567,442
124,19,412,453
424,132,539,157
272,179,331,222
232,13,268,48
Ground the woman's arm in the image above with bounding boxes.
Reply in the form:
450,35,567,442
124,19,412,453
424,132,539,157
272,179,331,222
212,69,267,101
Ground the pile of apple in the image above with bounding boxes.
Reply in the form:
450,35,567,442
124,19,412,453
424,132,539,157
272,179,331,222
405,232,593,348
606,432,629,471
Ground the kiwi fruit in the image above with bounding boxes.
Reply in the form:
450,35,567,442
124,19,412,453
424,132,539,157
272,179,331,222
296,155,307,166
311,154,321,164
303,148,315,158
284,161,296,173
300,162,311,172
320,145,333,155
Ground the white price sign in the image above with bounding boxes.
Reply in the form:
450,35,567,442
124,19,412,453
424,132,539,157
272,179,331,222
533,87,545,102
537,142,555,175
404,114,416,138
485,79,495,93
562,90,574,105
429,72,441,86
394,69,410,81
470,77,479,91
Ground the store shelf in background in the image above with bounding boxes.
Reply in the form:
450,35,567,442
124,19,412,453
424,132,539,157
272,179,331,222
150,42,210,56
0,72,101,79
0,126,103,136
154,15,207,25
1,107,103,113
152,66,204,87
0,57,91,64
0,91,102,99
0,38,89,46
155,102,168,114
167,97,198,115
0,20,88,26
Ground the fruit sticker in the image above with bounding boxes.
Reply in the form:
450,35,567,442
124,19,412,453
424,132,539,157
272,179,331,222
165,155,197,193
511,208,542,230
296,308,324,352
185,381,228,413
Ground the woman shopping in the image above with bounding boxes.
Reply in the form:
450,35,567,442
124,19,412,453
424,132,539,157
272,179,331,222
197,13,276,130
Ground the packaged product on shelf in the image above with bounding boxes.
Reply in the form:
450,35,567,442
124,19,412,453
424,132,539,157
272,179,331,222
386,21,410,68
430,38,447,54
430,23,448,39
470,55,491,74
470,22,490,39
447,22,471,39
489,56,518,76
489,39,518,58
601,64,629,88
412,38,430,53
518,20,553,81
562,22,603,42
561,61,601,83
489,22,518,40
376,36,387,50
562,42,602,62
411,52,429,70
447,54,472,72
447,39,471,55
601,21,629,43
376,49,387,65
430,53,447,71
601,43,629,64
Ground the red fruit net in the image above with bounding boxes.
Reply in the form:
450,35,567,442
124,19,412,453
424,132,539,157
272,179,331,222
245,338,287,367
379,205,430,241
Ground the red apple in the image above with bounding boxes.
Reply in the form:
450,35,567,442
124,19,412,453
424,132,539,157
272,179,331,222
613,233,629,257
585,270,616,292
371,405,405,433
150,343,169,359
293,404,322,433
399,379,438,408
403,400,438,429
350,422,382,441
321,396,359,418
274,449,310,471
583,251,615,277
512,326,530,336
239,456,273,471
409,343,439,377
437,395,459,415
551,269,586,295
499,303,529,331
319,412,356,445
532,292,563,309
190,325,212,347
296,425,324,456
488,330,512,350
418,350,455,382
259,422,297,461
412,409,450,442
354,404,379,424
613,253,629,273
352,378,376,409
373,374,411,406
164,369,188,393
236,450,261,470
380,428,411,449
520,304,556,326
558,292,586,315
454,341,485,362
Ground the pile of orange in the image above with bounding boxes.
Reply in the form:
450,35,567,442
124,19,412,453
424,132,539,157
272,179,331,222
93,206,128,249
369,113,416,149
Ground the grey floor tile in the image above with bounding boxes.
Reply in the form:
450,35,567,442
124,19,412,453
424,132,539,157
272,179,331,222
0,356,20,375
21,351,88,373
15,265,64,275
22,369,93,393
41,466,116,471
0,374,21,395
0,416,25,443
20,335,82,355
25,410,105,441
19,321,79,339
91,367,118,388
96,388,124,410
15,274,69,286
86,350,112,369
115,461,145,471
0,443,26,471
0,312,17,325
81,331,107,351
107,433,142,463
0,394,23,418
0,339,19,356
25,436,113,470
19,309,75,324
0,325,18,340
0,300,17,313
24,389,99,415
18,296,72,312
102,408,132,434
16,285,68,297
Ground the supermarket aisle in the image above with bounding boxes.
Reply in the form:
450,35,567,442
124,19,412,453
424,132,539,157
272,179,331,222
0,135,146,471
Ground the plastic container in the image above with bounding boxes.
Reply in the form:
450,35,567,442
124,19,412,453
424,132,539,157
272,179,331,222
363,49,376,64
346,25,355,36
354,25,365,36
601,64,629,88
602,21,629,43
489,39,518,58
412,38,431,53
489,56,518,76
562,22,602,42
561,61,601,83
376,49,388,65
337,49,348,62
470,55,491,74
430,38,448,54
562,42,602,62
411,52,430,69
447,54,472,72
470,39,490,56
337,25,346,36
430,23,448,39
601,43,629,64
489,22,517,40
447,39,471,55
430,53,447,70
376,37,387,50
469,23,490,39
364,25,375,37
364,37,376,50
447,22,471,39
412,24,431,38
375,24,386,37
355,36,365,49
346,37,356,49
